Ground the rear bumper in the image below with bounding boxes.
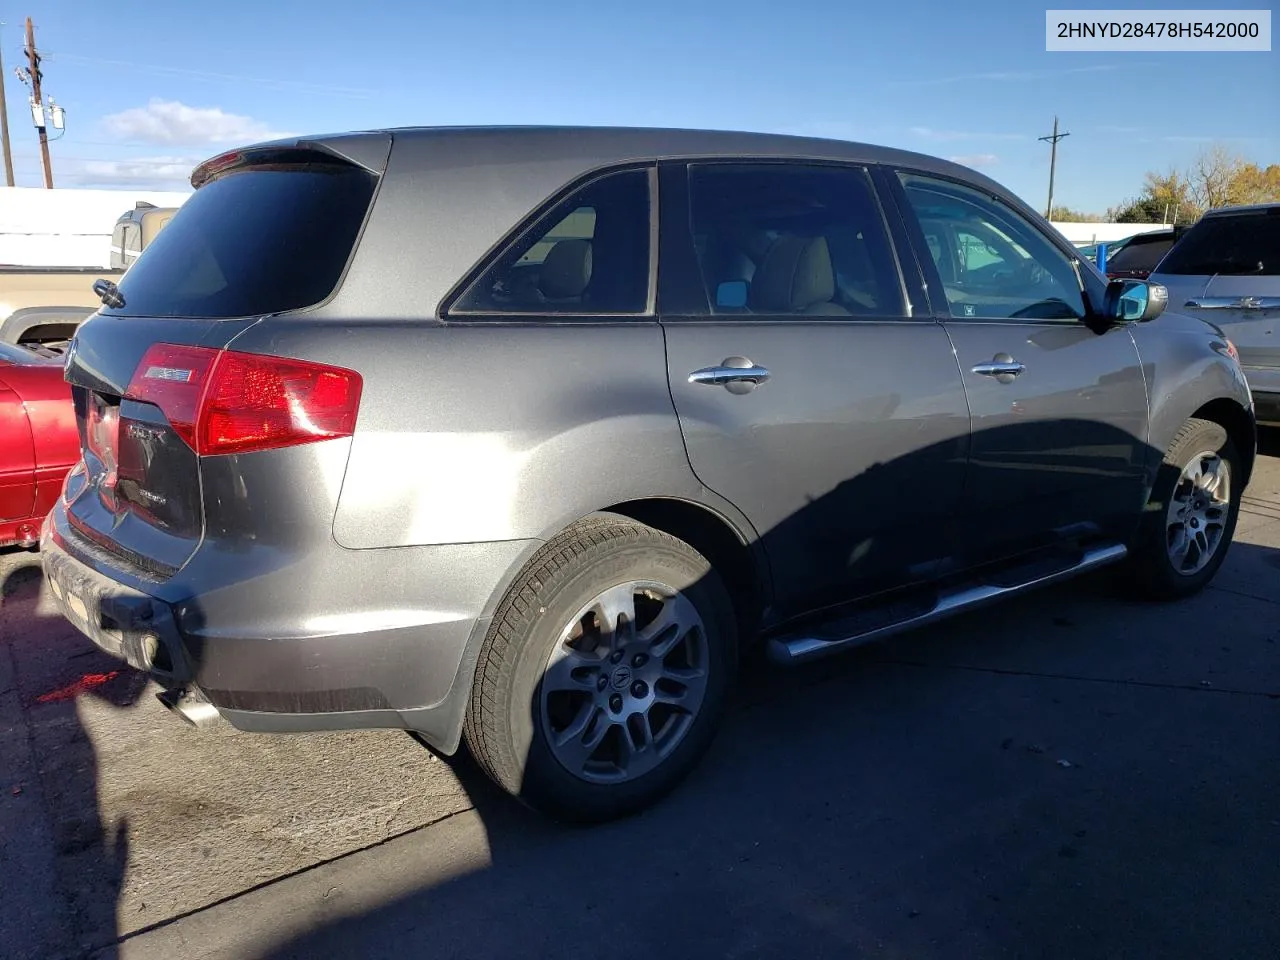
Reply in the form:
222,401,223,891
40,504,536,753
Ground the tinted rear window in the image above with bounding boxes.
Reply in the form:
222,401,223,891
102,162,376,318
1156,212,1280,277
1107,234,1174,273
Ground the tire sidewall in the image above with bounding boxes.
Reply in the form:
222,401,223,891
1138,420,1241,597
500,536,737,823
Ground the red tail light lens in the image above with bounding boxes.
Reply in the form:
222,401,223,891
126,343,362,456
125,343,219,449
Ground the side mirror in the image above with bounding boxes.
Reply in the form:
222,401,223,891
1104,279,1167,323
716,280,748,310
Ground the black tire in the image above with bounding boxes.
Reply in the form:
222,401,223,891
463,514,738,823
1127,417,1242,601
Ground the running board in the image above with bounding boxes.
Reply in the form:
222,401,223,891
767,543,1128,665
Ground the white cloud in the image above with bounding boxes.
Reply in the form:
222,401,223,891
100,98,292,147
911,127,1025,142
66,156,198,189
947,153,1000,168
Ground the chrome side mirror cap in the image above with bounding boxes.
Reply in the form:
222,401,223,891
1105,279,1168,323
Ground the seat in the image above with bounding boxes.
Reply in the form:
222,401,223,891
538,239,593,302
749,235,851,316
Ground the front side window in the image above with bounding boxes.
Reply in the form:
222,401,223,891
452,167,652,316
898,172,1086,321
685,163,904,317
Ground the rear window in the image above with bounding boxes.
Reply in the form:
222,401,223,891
102,161,376,318
1155,212,1280,277
1106,234,1174,273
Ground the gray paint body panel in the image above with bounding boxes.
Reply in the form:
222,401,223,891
40,125,1256,753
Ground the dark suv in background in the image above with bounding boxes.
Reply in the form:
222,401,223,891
41,127,1255,822
1103,226,1186,280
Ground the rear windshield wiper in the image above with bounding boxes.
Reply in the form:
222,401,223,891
92,278,126,309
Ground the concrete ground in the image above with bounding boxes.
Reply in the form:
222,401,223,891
2,455,1278,960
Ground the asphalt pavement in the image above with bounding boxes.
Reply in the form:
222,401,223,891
2,453,1278,960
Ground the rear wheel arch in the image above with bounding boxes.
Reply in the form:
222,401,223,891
602,497,769,643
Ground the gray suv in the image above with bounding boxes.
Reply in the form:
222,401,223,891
1148,202,1280,425
40,127,1255,822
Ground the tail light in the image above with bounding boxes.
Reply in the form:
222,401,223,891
125,343,362,456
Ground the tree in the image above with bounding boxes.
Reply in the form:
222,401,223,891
1188,145,1244,210
1108,145,1278,223
1228,163,1280,205
1107,169,1198,223
1049,205,1103,222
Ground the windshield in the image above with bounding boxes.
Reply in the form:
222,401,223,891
1156,212,1280,276
101,162,377,318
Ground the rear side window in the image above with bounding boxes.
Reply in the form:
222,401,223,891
452,167,652,316
1106,234,1174,273
686,163,903,317
102,161,376,318
1156,212,1280,276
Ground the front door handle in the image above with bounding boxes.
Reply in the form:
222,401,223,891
689,356,771,393
971,354,1025,384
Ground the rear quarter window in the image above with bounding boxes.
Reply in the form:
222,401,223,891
102,161,377,318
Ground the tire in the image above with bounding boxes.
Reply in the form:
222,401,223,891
1127,417,1242,601
463,514,738,823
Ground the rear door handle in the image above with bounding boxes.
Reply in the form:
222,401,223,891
689,357,771,389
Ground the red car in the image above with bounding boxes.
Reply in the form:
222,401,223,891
0,341,78,548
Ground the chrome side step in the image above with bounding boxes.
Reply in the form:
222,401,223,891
767,543,1128,665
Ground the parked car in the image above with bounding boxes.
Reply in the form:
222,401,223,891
1149,203,1280,425
41,127,1255,823
1,202,178,353
0,341,78,548
1103,227,1186,280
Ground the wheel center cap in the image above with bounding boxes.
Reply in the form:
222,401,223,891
610,665,633,691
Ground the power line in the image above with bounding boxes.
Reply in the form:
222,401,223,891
24,17,54,188
1038,116,1070,219
0,21,14,186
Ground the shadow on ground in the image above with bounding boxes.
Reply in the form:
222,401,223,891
2,553,150,959
256,541,1280,960
7,421,1278,959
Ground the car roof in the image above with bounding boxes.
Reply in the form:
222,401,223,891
1201,202,1280,217
238,123,1015,197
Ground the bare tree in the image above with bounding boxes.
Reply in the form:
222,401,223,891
1188,145,1245,210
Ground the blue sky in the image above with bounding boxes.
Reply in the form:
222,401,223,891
3,0,1276,212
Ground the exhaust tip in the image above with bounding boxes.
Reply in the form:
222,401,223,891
157,687,223,729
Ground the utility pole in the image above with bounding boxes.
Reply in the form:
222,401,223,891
0,22,14,187
1034,115,1064,220
24,17,52,188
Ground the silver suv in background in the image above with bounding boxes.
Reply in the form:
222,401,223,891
1149,203,1280,424
41,127,1255,822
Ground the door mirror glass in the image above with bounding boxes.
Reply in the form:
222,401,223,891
1105,279,1168,322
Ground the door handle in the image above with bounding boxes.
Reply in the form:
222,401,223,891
689,357,771,390
971,353,1025,383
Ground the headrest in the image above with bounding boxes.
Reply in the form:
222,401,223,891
750,235,837,313
538,239,592,300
